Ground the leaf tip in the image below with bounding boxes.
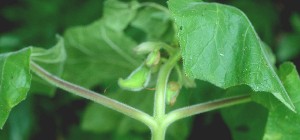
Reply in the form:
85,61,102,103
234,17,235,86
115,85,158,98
285,101,296,113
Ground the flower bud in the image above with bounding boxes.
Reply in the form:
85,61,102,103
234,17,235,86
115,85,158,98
166,81,181,106
118,64,151,91
134,42,161,55
145,49,160,67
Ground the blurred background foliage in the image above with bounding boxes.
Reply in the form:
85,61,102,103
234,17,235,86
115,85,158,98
0,0,300,140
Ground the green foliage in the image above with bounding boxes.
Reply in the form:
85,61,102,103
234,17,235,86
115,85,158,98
259,63,300,140
222,103,268,140
0,0,104,50
169,0,294,111
62,0,141,88
0,48,31,129
30,36,66,96
1,0,300,139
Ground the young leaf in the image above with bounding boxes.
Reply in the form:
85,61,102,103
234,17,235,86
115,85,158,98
262,62,300,140
30,36,66,96
0,48,31,129
168,0,295,111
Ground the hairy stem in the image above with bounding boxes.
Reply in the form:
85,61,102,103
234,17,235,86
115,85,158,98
30,61,155,128
151,124,167,140
164,95,251,126
154,51,181,119
152,51,181,140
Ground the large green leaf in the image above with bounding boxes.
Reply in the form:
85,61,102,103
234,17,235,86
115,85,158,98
168,0,294,111
30,36,66,96
62,0,143,88
261,63,300,140
0,48,31,129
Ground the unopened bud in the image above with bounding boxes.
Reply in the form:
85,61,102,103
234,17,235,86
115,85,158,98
134,42,161,55
166,81,181,106
145,49,160,67
118,64,151,91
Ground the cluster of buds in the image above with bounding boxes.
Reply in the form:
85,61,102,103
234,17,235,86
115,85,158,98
118,42,161,91
118,42,190,106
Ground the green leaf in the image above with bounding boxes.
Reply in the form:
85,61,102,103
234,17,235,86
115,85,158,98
221,103,268,140
262,62,300,140
0,48,31,129
81,90,152,134
30,36,66,96
168,0,295,111
103,0,139,31
63,1,143,88
131,6,171,41
0,99,34,140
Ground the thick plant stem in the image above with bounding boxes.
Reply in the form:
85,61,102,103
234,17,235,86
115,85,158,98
30,61,155,128
154,51,181,119
164,95,251,126
151,124,167,140
152,51,181,140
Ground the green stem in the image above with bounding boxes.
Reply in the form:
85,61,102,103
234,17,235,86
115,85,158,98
154,51,181,119
152,51,181,140
30,61,155,128
164,95,251,126
151,124,167,140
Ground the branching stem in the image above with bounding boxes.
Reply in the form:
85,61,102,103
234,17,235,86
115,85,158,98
30,57,252,140
153,51,181,119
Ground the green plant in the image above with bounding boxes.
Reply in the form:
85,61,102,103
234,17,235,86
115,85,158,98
1,0,300,139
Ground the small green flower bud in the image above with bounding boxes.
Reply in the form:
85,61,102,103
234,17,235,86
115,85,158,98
145,49,160,67
134,42,161,55
166,81,181,106
118,64,151,91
